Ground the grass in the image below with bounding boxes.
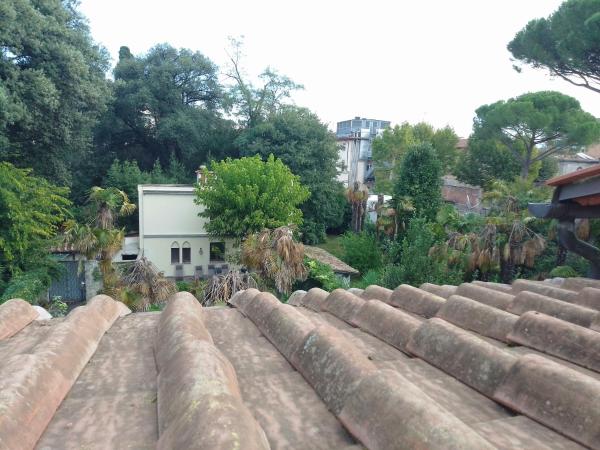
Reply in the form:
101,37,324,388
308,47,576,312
315,234,344,260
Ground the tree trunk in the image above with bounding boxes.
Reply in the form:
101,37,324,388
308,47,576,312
520,160,530,179
500,259,515,284
556,244,567,266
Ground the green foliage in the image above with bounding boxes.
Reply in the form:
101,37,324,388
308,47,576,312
175,279,207,299
469,91,600,179
316,235,344,260
378,265,405,290
49,296,68,317
549,265,580,278
226,38,303,128
195,155,310,239
65,186,135,292
237,106,346,242
434,204,486,235
0,0,111,185
352,269,382,289
372,123,415,194
299,219,327,245
455,137,521,187
148,304,163,312
509,0,600,95
304,258,346,291
0,268,53,303
394,142,443,221
373,122,458,194
435,179,551,283
340,232,383,274
538,157,559,182
176,281,191,292
103,156,190,231
379,218,463,289
0,163,71,295
75,43,234,199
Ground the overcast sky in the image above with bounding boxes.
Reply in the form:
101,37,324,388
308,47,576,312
79,0,600,137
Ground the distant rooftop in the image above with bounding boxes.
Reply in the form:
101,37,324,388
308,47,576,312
304,245,359,275
456,138,469,150
336,117,390,138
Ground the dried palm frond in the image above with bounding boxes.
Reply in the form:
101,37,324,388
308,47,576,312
576,219,590,241
204,271,257,306
241,226,307,294
122,257,176,310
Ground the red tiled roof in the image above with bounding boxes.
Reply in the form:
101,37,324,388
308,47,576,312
2,276,600,448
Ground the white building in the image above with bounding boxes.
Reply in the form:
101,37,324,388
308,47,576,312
136,184,232,280
336,117,390,187
557,153,600,176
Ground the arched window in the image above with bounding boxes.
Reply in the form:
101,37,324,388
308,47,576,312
182,241,191,264
170,242,180,264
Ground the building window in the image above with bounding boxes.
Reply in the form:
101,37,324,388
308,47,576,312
182,241,191,264
171,242,180,264
210,242,225,262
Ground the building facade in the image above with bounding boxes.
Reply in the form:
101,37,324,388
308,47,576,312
336,117,390,187
137,184,232,280
557,153,600,176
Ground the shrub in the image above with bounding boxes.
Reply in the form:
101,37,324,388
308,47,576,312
300,219,326,245
49,296,68,317
352,269,382,289
176,281,191,292
549,265,579,278
380,218,464,289
379,265,404,290
340,232,383,274
304,258,346,291
0,268,53,304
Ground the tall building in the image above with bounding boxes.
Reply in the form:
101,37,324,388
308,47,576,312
336,117,390,188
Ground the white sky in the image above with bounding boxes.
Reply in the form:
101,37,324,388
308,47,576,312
79,0,600,137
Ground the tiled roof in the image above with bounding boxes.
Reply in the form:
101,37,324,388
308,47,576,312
587,143,600,158
304,245,359,275
1,276,600,449
546,162,600,186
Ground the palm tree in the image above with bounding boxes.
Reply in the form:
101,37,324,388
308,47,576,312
121,257,175,311
433,180,547,282
346,182,369,233
241,226,307,294
65,187,136,293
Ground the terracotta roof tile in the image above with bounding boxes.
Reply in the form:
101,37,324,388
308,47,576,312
1,275,599,449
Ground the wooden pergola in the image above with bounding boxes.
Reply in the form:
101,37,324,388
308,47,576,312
529,164,600,279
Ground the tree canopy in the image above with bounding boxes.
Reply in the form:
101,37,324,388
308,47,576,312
393,142,443,222
101,156,188,231
0,0,111,185
98,44,232,170
65,186,135,293
0,162,71,301
509,0,600,94
225,38,302,128
455,137,522,187
372,122,458,194
471,91,600,179
236,106,346,243
195,155,310,240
